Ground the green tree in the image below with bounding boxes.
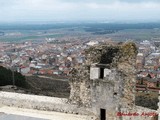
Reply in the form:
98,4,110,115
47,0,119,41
0,66,26,87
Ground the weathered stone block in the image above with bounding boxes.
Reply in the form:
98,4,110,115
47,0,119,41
90,67,100,80
104,68,111,78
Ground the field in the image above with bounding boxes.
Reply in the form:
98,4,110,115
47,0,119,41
107,29,160,41
1,23,160,43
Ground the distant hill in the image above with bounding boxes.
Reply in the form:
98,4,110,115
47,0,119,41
1,23,160,31
1,23,160,42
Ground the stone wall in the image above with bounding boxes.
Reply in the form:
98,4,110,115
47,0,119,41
69,65,91,107
69,42,159,120
89,68,124,119
0,91,94,117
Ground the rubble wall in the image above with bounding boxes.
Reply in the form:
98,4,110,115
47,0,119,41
69,42,159,120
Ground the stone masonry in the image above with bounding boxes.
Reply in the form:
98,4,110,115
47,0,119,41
69,42,159,120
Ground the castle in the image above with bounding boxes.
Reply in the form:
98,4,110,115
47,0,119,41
69,42,159,120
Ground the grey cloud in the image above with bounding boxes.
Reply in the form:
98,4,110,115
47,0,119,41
0,0,160,22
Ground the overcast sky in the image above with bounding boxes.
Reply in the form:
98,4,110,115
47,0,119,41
0,0,160,23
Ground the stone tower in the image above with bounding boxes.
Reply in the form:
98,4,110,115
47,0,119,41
69,42,138,119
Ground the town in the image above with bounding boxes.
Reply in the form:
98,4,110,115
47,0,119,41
0,37,160,92
136,40,160,92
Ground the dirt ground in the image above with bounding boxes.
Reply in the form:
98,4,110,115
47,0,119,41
0,75,70,98
25,76,70,98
